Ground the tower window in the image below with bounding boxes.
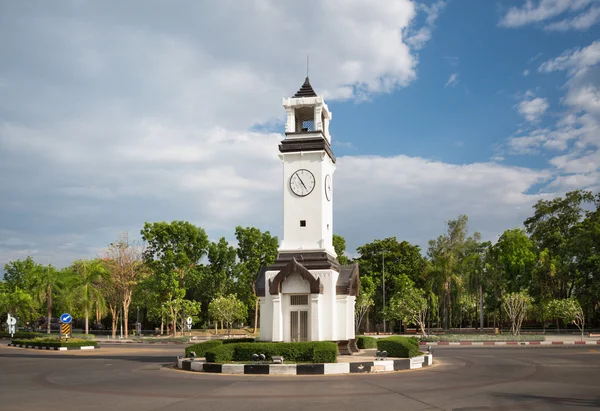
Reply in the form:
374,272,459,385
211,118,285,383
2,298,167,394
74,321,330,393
300,220,306,227
295,107,314,132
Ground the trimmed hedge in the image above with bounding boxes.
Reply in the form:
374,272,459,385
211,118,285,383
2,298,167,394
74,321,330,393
357,336,377,349
185,340,223,357
222,338,255,344
0,331,44,340
376,336,421,358
12,338,97,348
204,341,338,364
205,344,236,363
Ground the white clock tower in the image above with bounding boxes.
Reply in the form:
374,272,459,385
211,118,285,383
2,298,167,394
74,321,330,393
256,77,359,351
279,77,336,257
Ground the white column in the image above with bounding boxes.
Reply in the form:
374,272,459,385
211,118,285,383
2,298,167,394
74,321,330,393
310,294,321,341
272,295,283,341
285,108,295,133
314,105,323,131
348,296,356,339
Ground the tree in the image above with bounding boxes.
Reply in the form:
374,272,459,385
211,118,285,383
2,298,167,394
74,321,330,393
104,233,148,337
524,190,594,299
357,237,425,331
96,264,121,339
502,291,531,336
198,237,237,302
463,235,489,330
28,262,62,334
495,228,537,294
549,298,586,340
208,294,248,337
333,234,350,265
387,284,429,337
427,215,469,329
355,276,374,332
561,298,586,341
234,226,278,333
141,221,209,336
67,259,107,335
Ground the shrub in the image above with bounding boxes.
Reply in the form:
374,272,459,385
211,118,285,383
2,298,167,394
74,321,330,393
311,342,338,363
222,338,255,344
205,344,235,363
185,340,223,357
356,336,377,349
0,331,44,340
377,336,421,358
204,341,338,364
11,337,97,348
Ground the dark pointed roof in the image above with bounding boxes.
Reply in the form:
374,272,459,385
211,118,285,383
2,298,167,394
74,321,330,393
293,77,317,98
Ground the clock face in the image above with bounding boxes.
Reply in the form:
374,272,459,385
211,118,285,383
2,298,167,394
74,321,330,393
324,174,332,201
290,169,316,197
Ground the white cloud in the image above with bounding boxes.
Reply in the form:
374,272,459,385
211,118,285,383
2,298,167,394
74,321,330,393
539,40,600,76
445,73,459,87
523,69,531,76
506,39,600,192
545,5,600,30
517,92,550,122
406,1,446,50
499,0,595,28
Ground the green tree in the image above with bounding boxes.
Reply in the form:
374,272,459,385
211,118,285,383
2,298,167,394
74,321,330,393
4,257,38,291
548,298,586,340
502,291,531,336
31,263,64,334
427,215,469,329
495,228,537,293
208,294,248,337
141,221,209,336
524,190,594,299
67,259,107,335
333,234,350,264
387,284,429,337
354,275,374,332
104,233,149,337
234,226,278,333
357,237,424,331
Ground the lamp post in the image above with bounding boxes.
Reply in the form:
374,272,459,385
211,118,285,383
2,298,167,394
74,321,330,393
382,249,386,333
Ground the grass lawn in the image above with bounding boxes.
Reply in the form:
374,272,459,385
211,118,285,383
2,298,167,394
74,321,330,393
420,334,546,342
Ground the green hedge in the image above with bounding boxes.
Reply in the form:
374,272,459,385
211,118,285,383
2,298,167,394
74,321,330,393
0,331,44,340
222,338,255,344
205,344,236,363
376,336,421,358
185,340,223,357
204,341,338,364
12,338,97,348
357,336,377,349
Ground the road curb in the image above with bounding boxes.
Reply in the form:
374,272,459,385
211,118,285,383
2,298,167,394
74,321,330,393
176,353,434,375
419,340,600,346
8,343,99,351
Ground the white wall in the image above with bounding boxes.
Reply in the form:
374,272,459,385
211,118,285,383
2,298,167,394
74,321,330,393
279,151,336,257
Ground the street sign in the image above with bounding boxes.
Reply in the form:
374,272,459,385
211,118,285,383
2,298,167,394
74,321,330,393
60,313,72,324
186,317,193,325
7,314,16,337
61,323,71,338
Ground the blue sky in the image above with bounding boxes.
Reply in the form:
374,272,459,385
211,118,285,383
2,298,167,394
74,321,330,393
1,0,599,269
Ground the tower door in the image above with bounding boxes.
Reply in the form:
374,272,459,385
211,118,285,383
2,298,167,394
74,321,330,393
290,310,308,342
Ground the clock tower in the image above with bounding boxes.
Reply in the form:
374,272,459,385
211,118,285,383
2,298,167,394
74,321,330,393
278,77,336,257
256,77,359,348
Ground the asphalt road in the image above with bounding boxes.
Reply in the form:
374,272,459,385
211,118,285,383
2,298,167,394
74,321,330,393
0,341,598,411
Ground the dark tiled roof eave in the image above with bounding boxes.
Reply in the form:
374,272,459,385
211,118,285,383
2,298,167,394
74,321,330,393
293,77,317,98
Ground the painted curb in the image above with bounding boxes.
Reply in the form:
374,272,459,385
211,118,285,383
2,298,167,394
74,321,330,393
419,340,600,346
176,353,433,375
8,343,99,351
